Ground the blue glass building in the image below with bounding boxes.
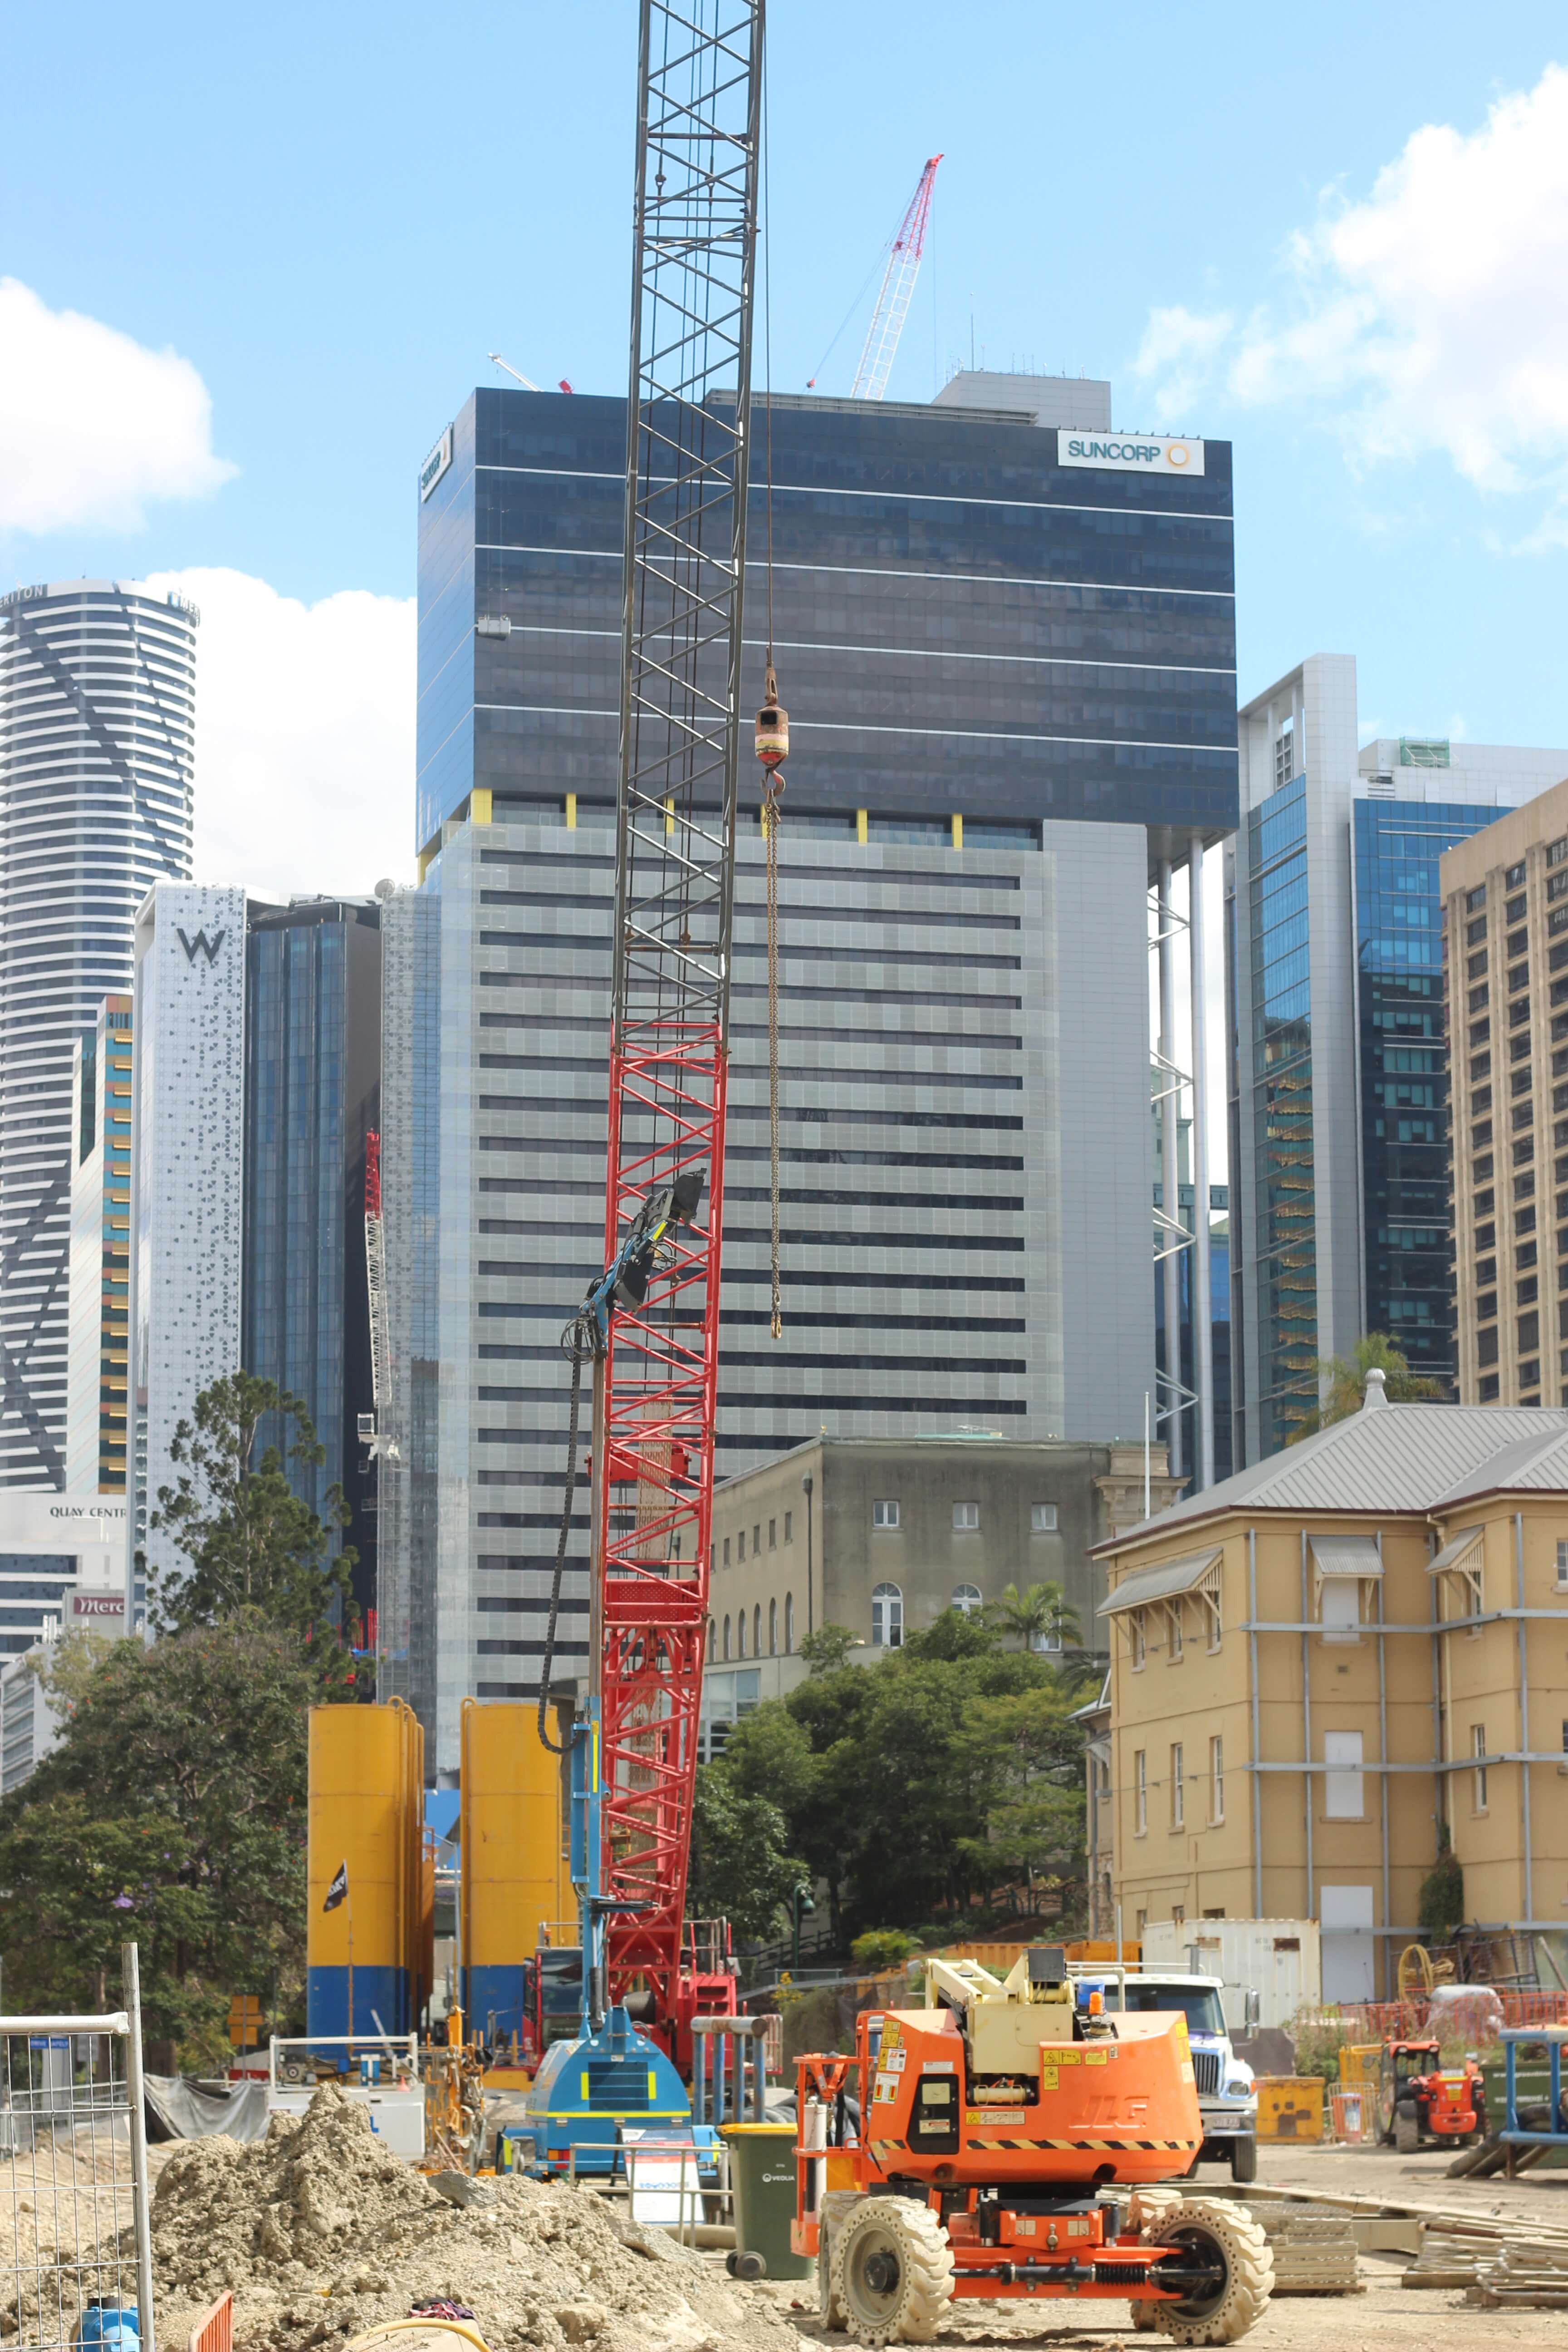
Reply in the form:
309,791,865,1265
243,899,382,1625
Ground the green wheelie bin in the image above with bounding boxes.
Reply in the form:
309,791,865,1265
720,2122,810,2280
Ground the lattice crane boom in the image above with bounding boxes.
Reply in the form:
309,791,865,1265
588,0,764,2046
850,154,942,401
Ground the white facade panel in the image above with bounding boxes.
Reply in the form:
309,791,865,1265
131,884,246,1596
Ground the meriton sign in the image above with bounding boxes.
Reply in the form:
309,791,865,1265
1058,433,1205,478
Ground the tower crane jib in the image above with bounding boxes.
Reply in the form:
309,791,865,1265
850,153,943,402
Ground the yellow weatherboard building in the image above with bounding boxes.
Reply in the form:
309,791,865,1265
1094,1373,1568,1996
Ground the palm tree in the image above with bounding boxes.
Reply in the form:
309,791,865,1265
1285,1331,1442,1443
986,1580,1082,1654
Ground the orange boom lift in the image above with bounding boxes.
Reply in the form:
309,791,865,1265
794,1945,1275,2344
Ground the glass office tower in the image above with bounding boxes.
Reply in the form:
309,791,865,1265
388,378,1239,1759
243,899,382,1626
0,582,196,1490
1229,653,1568,1460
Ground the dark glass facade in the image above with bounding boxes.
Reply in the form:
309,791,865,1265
243,901,382,1623
417,390,1238,855
1354,800,1500,1390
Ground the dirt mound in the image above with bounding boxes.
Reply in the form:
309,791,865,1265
151,2084,795,2352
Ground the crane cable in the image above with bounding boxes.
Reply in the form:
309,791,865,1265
538,1298,600,1756
761,45,784,1342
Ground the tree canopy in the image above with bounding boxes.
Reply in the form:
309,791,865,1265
148,1370,358,1673
1286,1331,1442,1442
0,1616,319,2054
693,1605,1094,1945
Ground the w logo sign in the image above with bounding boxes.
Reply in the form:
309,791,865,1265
177,927,226,965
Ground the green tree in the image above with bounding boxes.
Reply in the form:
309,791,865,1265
688,1768,806,1941
149,1371,358,1666
1417,1826,1465,1939
1286,1332,1442,1442
985,1580,1083,1654
0,1616,321,2057
797,1621,864,1676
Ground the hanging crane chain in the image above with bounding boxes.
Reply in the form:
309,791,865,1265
764,769,784,1337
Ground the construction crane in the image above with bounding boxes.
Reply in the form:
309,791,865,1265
524,0,765,2168
850,154,942,400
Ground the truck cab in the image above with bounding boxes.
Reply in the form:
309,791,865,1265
1076,1967,1258,2181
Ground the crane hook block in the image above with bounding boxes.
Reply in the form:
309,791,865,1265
755,663,788,768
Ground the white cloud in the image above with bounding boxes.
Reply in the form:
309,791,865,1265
146,568,416,899
1132,64,1568,516
1132,305,1233,422
0,279,235,534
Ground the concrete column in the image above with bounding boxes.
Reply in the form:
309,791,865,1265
1188,836,1215,1490
1157,862,1183,1479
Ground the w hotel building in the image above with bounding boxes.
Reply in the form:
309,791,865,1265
383,374,1238,1765
1442,776,1568,1406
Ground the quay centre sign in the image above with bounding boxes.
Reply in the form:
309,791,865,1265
1058,432,1205,477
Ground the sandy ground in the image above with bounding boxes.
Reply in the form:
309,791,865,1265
745,2138,1568,2347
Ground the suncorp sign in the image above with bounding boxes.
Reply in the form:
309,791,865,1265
1058,432,1205,477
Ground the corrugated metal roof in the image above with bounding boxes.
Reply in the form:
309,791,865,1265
1427,1526,1484,1575
1099,1547,1221,1616
1096,1403,1568,1553
1309,1534,1383,1579
1435,1425,1568,1501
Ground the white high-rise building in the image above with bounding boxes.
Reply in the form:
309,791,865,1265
0,582,197,1490
128,885,245,1595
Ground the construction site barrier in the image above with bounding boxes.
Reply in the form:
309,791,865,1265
1326,1990,1568,2041
188,2295,233,2352
0,1944,157,2352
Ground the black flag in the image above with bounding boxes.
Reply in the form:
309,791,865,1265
323,1861,348,1913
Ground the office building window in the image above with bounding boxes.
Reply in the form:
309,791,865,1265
1169,1601,1184,1661
722,1614,731,1661
871,1581,903,1648
1134,1751,1147,1836
784,1510,792,1544
784,1592,794,1652
1171,1903,1186,1926
768,1598,777,1655
872,1499,900,1529
1556,1540,1568,1588
1324,1730,1364,1818
723,1537,730,1568
952,1501,980,1531
753,1604,762,1656
1136,1907,1148,1936
1171,1743,1185,1828
1320,1578,1361,1643
1210,1736,1224,1823
736,1611,746,1658
1131,1612,1147,1670
951,1583,983,1615
768,1519,776,1550
753,1525,761,1557
737,1530,745,1563
1030,1502,1058,1533
1472,1724,1488,1811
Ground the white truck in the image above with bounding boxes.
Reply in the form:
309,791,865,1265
1073,1963,1259,2181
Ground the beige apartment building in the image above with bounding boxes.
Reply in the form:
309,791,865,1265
701,1435,1180,1755
1094,1375,1568,1997
1441,775,1568,1407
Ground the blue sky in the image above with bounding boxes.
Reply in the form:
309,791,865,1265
2,0,1567,891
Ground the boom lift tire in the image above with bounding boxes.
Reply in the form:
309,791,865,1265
831,2196,955,2347
1144,2199,1274,2347
816,2191,859,2332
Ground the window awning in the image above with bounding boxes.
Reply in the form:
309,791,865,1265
1427,1527,1484,1577
1308,1534,1384,1580
1099,1548,1221,1617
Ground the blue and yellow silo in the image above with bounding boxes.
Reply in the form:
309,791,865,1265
460,1697,570,2052
307,1699,429,2041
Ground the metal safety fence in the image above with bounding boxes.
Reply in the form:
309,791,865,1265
0,1945,156,2352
